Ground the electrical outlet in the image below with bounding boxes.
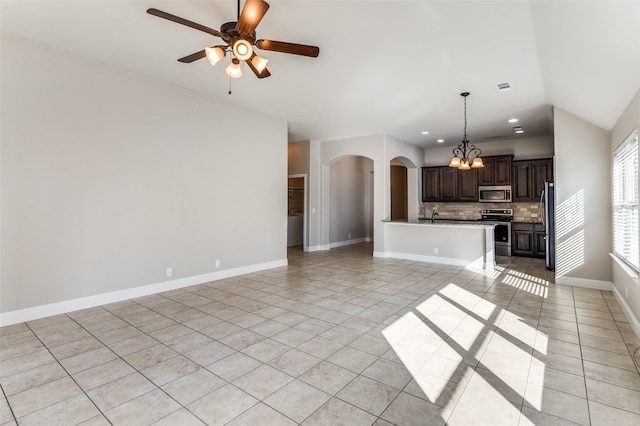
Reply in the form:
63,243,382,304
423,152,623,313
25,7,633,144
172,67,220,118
531,213,538,218
166,267,173,277
434,248,439,254
215,259,221,268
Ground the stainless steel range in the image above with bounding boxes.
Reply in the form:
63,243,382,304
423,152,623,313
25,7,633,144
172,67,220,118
481,208,513,256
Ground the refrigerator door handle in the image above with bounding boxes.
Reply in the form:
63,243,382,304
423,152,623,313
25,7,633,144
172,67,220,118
540,189,546,227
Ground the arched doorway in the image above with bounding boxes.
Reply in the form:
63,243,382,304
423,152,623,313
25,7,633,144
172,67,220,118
324,155,374,249
390,159,408,221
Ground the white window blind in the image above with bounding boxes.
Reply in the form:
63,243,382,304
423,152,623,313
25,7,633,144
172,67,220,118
613,129,639,270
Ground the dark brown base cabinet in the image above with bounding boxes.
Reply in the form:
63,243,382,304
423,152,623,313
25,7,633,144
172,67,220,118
512,222,546,258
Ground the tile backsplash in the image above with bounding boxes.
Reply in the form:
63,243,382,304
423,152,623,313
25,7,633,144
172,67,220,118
421,202,541,222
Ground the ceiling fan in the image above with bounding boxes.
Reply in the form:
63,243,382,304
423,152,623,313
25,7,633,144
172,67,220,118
147,0,320,79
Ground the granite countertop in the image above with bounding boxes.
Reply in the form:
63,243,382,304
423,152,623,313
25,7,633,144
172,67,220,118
383,219,495,228
417,218,483,223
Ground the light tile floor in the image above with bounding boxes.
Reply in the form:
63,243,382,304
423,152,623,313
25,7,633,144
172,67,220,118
1,243,640,425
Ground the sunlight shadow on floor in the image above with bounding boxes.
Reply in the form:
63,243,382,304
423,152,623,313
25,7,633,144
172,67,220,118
382,280,549,424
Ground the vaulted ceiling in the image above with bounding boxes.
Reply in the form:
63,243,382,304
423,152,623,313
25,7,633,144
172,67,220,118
2,1,639,147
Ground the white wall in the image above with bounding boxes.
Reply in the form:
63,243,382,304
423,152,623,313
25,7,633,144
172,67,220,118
553,107,612,287
1,36,288,318
315,134,384,252
329,157,373,244
384,135,424,221
610,88,640,334
308,133,423,254
383,222,494,270
288,140,310,250
424,136,554,166
288,140,310,176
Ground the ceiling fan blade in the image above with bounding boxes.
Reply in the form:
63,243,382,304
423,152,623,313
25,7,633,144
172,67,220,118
178,50,206,63
255,39,319,57
246,53,271,79
236,0,270,35
147,8,223,38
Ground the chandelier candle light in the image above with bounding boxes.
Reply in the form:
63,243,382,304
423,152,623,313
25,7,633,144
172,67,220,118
449,92,484,170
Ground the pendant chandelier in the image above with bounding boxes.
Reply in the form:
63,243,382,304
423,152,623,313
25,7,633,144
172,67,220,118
449,92,484,170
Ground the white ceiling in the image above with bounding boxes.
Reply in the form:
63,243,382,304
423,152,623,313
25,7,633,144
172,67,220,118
2,1,639,148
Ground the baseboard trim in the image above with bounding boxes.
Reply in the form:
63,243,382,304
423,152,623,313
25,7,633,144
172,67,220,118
554,275,613,291
329,238,368,249
374,251,471,267
611,285,640,341
0,258,288,327
307,238,372,252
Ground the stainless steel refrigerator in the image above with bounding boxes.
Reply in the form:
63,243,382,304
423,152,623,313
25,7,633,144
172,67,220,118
541,181,555,271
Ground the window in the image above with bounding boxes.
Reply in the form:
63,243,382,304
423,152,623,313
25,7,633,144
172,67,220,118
613,129,639,270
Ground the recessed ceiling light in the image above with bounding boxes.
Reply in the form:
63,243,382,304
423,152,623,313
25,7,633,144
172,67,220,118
421,131,430,135
508,118,519,123
437,139,444,143
515,130,524,134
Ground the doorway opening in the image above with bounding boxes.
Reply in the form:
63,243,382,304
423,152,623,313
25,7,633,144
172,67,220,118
287,175,306,250
390,159,408,221
325,156,374,251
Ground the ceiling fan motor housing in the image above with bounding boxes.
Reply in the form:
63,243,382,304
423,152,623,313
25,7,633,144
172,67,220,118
221,22,256,43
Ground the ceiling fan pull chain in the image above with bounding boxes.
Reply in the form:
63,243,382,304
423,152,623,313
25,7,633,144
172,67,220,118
228,54,233,94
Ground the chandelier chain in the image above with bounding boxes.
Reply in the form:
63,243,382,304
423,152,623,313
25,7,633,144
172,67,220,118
463,94,468,142
449,91,483,169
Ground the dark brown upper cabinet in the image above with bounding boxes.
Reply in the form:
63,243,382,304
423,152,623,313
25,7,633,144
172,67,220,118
478,155,512,186
422,167,458,201
422,167,458,202
422,167,440,201
422,166,476,202
439,168,458,201
457,168,478,201
422,156,551,203
512,158,553,202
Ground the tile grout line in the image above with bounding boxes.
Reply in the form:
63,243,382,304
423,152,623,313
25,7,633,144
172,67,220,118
20,318,115,425
104,274,395,425
573,286,593,426
0,382,18,425
6,245,637,425
517,268,548,426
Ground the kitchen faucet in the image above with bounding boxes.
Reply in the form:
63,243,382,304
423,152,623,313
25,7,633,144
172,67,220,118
431,211,439,223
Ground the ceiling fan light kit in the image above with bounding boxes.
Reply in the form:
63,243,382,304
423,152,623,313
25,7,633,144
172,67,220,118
449,92,484,170
147,0,319,83
204,46,225,66
232,39,253,61
250,54,269,73
226,58,243,78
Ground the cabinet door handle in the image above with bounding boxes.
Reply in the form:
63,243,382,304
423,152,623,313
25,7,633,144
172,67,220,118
540,189,545,226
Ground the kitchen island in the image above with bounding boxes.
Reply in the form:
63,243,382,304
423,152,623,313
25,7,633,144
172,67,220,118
378,220,496,270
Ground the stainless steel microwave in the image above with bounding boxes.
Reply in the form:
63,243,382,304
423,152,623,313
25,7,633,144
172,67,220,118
479,185,512,203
